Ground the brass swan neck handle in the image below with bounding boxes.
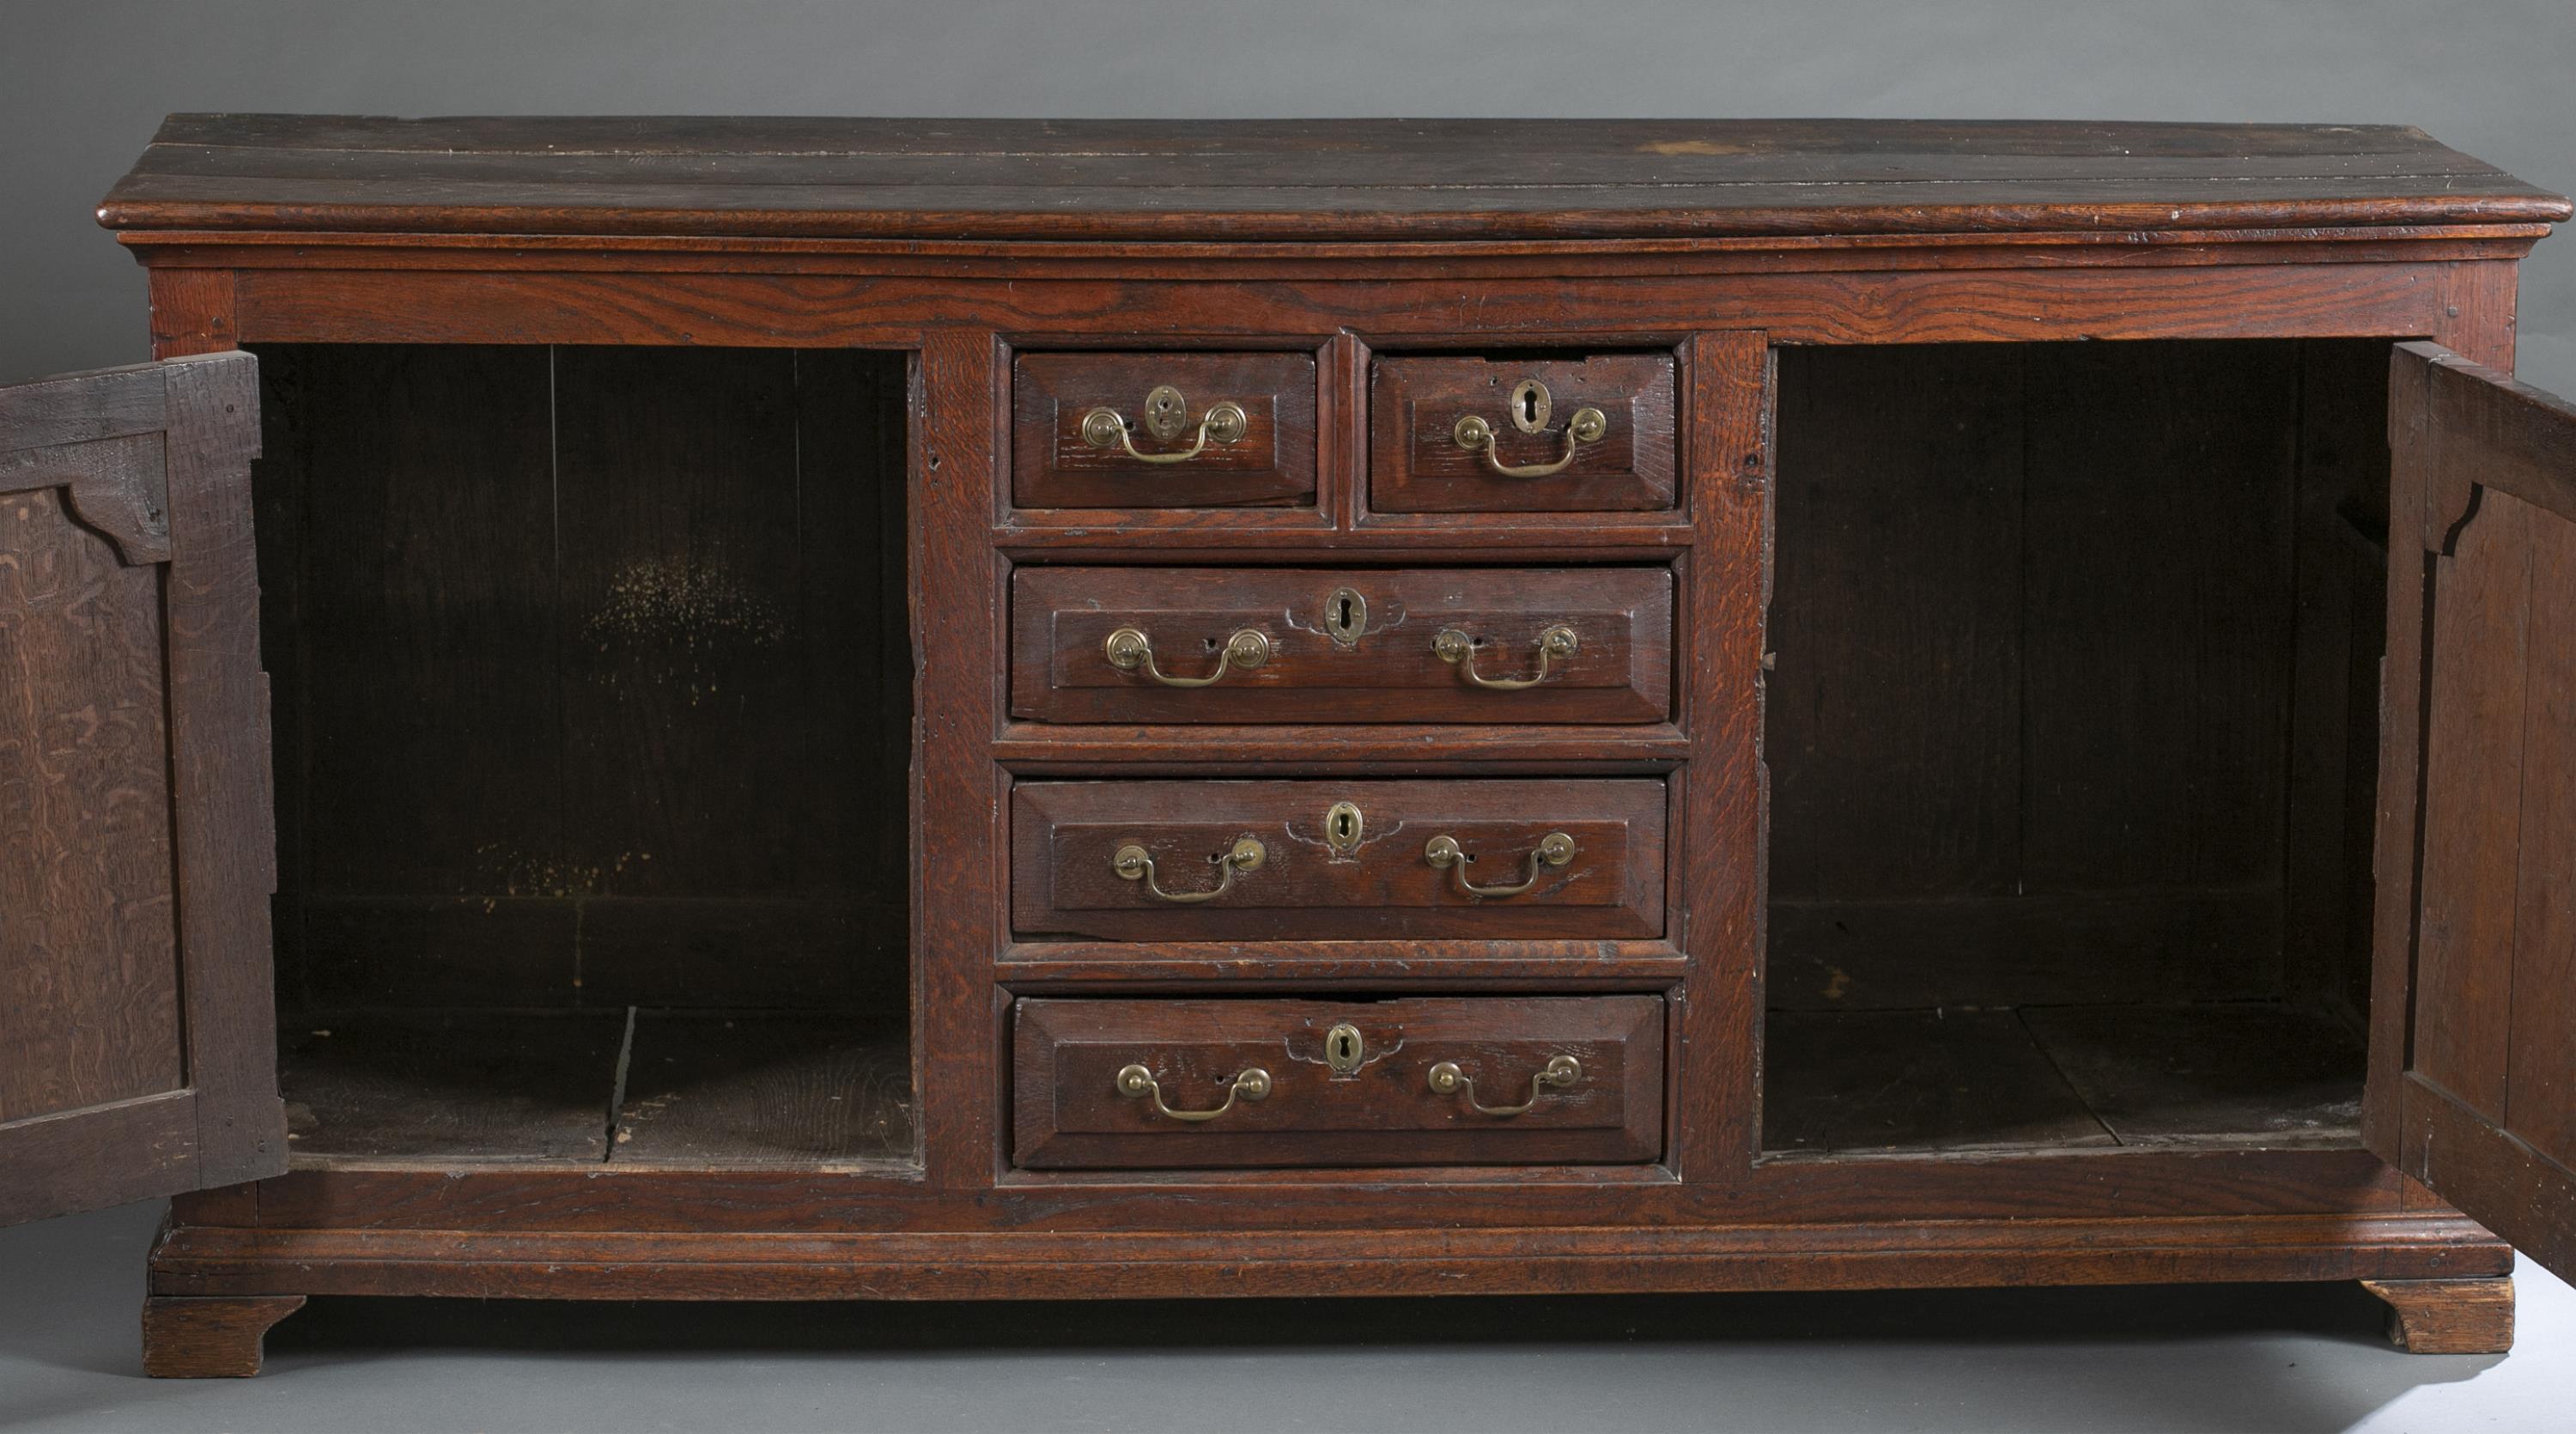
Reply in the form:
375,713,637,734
1115,837,1267,903
1428,1055,1583,1116
1424,831,1577,898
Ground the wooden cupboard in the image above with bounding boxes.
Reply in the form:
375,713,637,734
3,117,2573,1374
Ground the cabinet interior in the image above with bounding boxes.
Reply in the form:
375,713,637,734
1763,338,2390,1158
250,343,917,1169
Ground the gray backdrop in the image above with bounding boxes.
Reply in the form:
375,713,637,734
3,0,2573,389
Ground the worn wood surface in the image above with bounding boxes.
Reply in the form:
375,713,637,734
1370,354,1677,512
1763,1010,2111,1157
2378,344,2576,1284
1011,565,1673,725
1012,779,1667,941
613,1012,914,1167
139,1294,306,1377
258,343,910,1015
2360,1276,2516,1354
278,1013,626,1164
1013,350,1317,508
54,119,2567,1344
2019,1005,2362,1149
100,118,2571,241
0,352,282,1227
1014,995,1662,1168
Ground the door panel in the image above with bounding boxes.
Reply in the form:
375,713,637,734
2374,342,2576,1281
0,351,283,1226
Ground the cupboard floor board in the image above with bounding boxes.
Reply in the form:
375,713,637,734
279,1010,916,1168
1761,1003,2365,1158
281,1012,628,1164
611,1012,915,1168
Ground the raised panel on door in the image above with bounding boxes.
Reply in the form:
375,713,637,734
0,352,283,1226
2372,343,2576,1282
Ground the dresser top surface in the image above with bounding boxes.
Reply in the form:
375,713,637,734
99,115,2570,245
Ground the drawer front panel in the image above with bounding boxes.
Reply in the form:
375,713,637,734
1012,995,1665,1168
1371,354,1677,513
1012,779,1667,941
1013,351,1318,508
1011,566,1674,724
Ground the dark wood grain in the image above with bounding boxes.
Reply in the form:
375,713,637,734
0,483,182,1123
2360,1277,2515,1354
2377,344,2576,1279
1013,995,1662,1168
1013,351,1317,508
1762,1010,2112,1157
1012,779,1667,941
1010,566,1673,724
48,118,2569,1358
1370,353,1676,513
279,1012,625,1164
2019,1005,2363,1149
1,351,282,1227
140,1294,305,1377
612,1012,913,1168
100,118,2572,242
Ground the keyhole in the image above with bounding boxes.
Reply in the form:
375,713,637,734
1334,810,1355,842
1323,1021,1365,1073
1521,388,1539,423
1335,594,1354,629
1334,1030,1355,1060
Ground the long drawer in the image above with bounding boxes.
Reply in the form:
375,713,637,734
1011,567,1674,724
1012,995,1666,1168
1011,779,1668,941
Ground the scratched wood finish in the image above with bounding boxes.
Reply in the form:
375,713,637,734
0,352,283,1227
1009,566,1673,724
1013,995,1662,1168
1012,351,1318,508
2378,344,2576,1281
38,119,2573,1357
1012,779,1667,941
1370,353,1677,512
100,118,2573,241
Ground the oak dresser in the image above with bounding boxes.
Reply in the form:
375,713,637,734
4,117,2575,1374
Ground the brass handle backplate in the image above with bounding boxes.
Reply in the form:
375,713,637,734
1117,1063,1273,1122
1433,625,1577,690
1451,401,1607,478
1424,830,1577,898
1105,626,1271,688
1114,836,1267,903
1082,385,1249,465
1428,1054,1583,1117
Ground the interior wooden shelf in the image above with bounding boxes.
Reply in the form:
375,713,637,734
281,1011,914,1169
1761,1003,2364,1159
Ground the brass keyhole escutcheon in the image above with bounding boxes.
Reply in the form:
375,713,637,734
1323,586,1369,647
1324,1022,1366,1075
1510,378,1552,434
1142,384,1191,441
1324,800,1364,857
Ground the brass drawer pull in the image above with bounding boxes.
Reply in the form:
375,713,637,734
1428,1054,1582,1117
1433,624,1577,690
1104,626,1271,688
1115,836,1267,903
1424,830,1577,898
1117,1063,1273,1122
1081,384,1249,465
1451,404,1607,478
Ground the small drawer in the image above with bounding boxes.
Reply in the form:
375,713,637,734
1013,351,1317,507
1371,353,1677,513
1012,778,1666,941
1010,566,1674,724
1012,995,1665,1168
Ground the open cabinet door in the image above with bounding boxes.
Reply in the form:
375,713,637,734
2372,342,2576,1281
0,351,284,1225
